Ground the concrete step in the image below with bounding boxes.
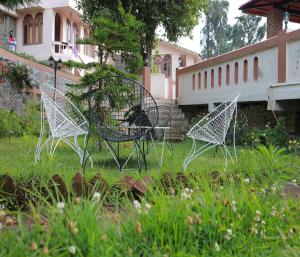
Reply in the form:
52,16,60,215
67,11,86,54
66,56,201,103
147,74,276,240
152,98,190,141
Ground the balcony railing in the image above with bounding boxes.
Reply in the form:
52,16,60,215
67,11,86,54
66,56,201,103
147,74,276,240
176,29,300,110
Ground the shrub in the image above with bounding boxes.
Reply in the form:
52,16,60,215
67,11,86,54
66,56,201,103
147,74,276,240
239,118,288,147
0,110,24,137
0,102,40,138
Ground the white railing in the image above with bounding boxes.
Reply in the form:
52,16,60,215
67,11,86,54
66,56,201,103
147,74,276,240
177,29,300,110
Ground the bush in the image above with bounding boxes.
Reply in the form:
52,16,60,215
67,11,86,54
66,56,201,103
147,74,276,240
0,110,24,137
22,101,41,136
0,101,40,138
239,118,288,147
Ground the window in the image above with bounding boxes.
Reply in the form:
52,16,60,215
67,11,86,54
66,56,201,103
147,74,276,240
23,14,33,44
204,71,207,89
33,12,43,44
211,69,214,88
234,62,239,85
163,55,172,78
66,19,71,43
243,60,248,82
254,57,259,81
218,67,222,87
198,72,201,89
226,64,230,86
72,23,79,52
192,74,195,90
84,28,89,56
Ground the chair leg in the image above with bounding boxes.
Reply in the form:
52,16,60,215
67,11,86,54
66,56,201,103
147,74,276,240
183,140,215,171
35,103,45,163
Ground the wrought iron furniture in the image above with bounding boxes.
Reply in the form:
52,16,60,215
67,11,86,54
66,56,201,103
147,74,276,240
183,95,239,171
87,75,159,171
146,105,173,168
35,83,92,167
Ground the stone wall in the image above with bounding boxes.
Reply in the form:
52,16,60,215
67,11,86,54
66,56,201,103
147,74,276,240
0,48,79,115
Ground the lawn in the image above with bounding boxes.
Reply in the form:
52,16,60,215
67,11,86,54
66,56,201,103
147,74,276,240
0,135,300,257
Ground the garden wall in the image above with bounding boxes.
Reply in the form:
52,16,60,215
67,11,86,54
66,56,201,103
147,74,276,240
0,47,79,115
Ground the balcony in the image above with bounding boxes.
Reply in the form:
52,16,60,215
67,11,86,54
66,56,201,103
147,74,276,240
51,41,98,64
176,29,300,111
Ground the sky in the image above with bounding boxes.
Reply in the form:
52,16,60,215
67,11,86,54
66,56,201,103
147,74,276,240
176,0,300,53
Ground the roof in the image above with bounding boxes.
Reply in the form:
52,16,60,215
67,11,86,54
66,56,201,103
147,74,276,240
158,40,201,58
239,0,300,23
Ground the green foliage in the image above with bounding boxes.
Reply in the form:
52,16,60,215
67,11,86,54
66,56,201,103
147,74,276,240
22,101,41,136
256,144,286,173
201,0,230,59
0,102,40,138
0,57,31,89
66,2,143,105
228,14,266,51
201,0,266,59
77,0,207,65
240,118,288,148
15,52,37,62
0,110,24,137
6,62,31,89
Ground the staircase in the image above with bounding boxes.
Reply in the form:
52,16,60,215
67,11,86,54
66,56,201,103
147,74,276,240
155,99,190,141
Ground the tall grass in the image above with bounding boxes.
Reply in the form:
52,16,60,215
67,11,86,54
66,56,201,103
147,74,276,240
0,137,299,256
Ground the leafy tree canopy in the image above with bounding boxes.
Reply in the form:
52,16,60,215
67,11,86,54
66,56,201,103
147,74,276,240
201,0,266,59
76,0,207,65
65,2,143,103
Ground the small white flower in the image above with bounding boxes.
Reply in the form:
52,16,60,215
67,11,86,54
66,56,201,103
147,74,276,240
181,191,191,200
184,188,193,194
261,220,266,225
92,192,101,202
145,203,151,209
244,178,250,184
256,210,261,216
271,206,276,216
69,245,76,255
292,179,297,184
133,200,141,213
271,185,276,192
214,242,220,252
0,204,4,210
226,229,232,236
232,206,237,213
57,202,65,213
224,229,233,240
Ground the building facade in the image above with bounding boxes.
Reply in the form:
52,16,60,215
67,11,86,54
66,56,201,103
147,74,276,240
176,0,300,116
0,0,97,64
149,40,201,99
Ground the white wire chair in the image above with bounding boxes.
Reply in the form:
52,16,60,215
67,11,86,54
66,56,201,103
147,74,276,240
183,95,239,171
35,83,93,167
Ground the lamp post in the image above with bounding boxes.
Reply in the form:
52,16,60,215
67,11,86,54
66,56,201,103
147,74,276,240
283,10,290,31
48,56,62,89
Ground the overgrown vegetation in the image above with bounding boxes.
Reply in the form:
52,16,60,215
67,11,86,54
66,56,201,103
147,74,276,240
0,57,31,89
0,136,299,256
0,102,40,138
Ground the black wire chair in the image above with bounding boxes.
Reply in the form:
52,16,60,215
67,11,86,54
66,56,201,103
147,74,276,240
85,75,159,171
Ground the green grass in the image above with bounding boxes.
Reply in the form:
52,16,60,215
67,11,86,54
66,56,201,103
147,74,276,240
0,135,233,183
0,136,300,257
